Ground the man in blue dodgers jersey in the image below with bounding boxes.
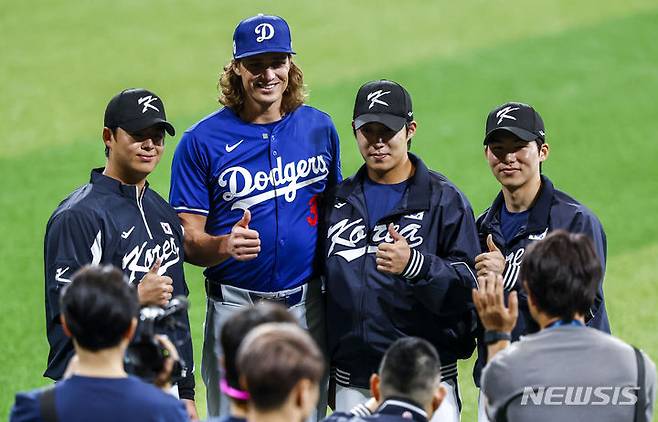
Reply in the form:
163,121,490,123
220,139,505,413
472,102,610,421
169,14,341,418
323,80,479,422
43,89,197,418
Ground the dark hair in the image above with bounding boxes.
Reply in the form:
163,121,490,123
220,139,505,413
104,127,118,158
379,337,441,405
535,139,543,172
221,303,296,400
60,265,139,351
521,230,602,320
237,323,324,411
406,124,414,149
218,56,306,115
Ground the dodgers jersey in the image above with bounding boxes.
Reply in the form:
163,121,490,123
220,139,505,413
170,105,341,291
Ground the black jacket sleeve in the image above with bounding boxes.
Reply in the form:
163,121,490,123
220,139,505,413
173,314,195,400
168,221,195,401
44,209,103,379
405,194,480,314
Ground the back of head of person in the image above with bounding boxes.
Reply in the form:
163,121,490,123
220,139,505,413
520,229,602,326
371,337,445,418
236,322,324,422
479,230,656,422
61,265,139,355
220,303,296,415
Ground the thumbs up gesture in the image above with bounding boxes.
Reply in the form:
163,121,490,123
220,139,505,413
475,234,506,280
138,259,175,306
227,209,261,261
376,223,411,275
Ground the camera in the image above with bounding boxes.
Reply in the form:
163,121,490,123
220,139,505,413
124,296,189,384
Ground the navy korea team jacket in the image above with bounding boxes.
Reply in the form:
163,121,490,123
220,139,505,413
43,169,195,399
323,154,480,388
472,175,610,386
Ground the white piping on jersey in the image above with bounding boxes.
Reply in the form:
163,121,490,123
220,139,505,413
173,205,209,215
91,229,102,265
451,261,477,287
334,367,351,383
136,188,153,239
402,249,425,279
334,372,350,384
350,403,372,417
440,362,458,381
335,367,350,375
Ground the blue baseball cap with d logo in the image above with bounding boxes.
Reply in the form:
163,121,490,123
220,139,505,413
233,14,296,59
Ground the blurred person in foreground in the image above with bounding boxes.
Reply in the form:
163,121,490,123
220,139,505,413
236,323,324,422
11,265,188,422
322,337,446,422
474,230,655,421
207,302,296,422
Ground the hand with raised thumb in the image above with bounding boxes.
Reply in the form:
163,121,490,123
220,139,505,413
376,223,411,275
138,259,175,306
236,209,251,229
487,234,501,253
149,258,161,275
388,223,407,244
227,209,261,261
475,234,506,279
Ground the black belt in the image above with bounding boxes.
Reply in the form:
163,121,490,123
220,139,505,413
204,279,304,307
205,279,224,301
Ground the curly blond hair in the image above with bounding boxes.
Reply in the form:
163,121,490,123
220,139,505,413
218,57,307,115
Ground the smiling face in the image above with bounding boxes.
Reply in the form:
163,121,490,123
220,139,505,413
235,52,291,116
103,125,165,185
355,121,417,183
485,131,549,192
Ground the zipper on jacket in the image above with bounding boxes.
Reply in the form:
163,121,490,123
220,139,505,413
359,225,370,349
350,195,372,351
346,197,419,353
136,187,153,240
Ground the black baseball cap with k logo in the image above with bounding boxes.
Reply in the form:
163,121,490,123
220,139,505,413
484,101,545,145
104,88,175,136
353,80,413,132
